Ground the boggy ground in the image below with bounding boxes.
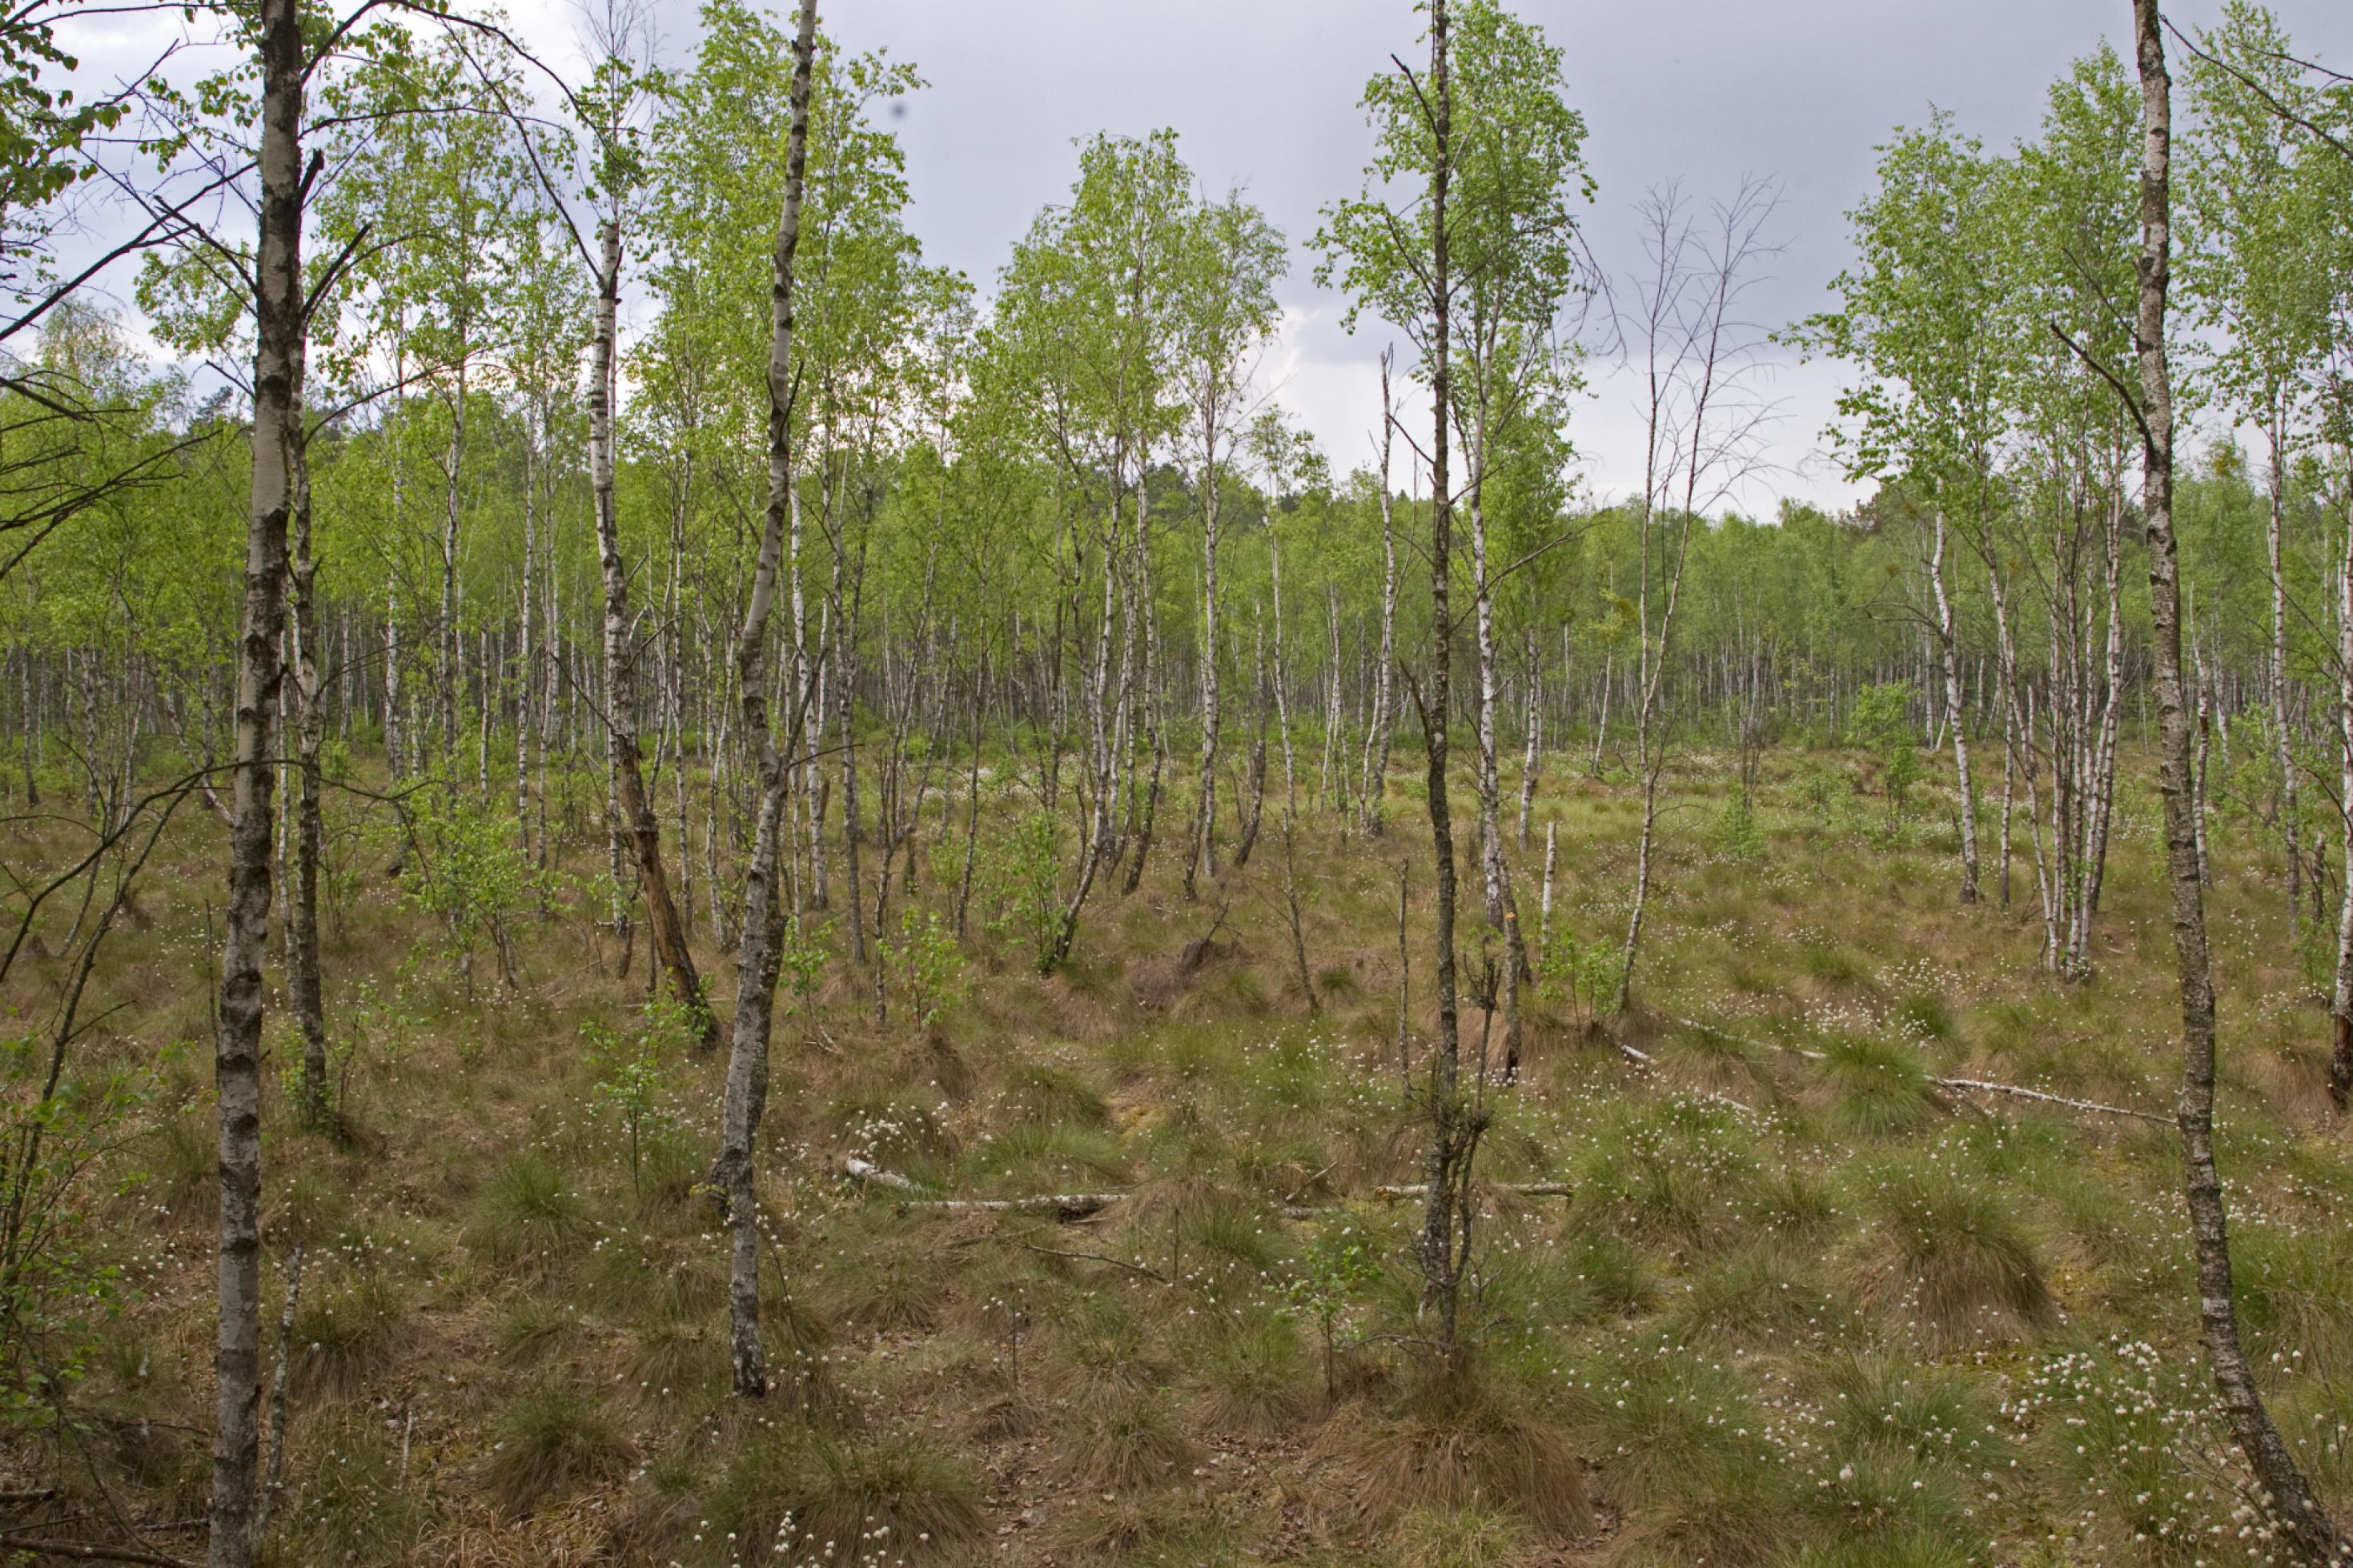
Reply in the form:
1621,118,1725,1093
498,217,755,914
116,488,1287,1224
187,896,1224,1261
6,741,2352,1567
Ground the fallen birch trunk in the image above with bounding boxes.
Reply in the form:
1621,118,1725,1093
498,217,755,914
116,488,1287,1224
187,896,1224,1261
842,1159,1126,1217
841,1159,1574,1217
1658,1014,2170,1125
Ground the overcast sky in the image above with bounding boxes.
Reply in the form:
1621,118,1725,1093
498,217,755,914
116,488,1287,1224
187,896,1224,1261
67,0,2353,514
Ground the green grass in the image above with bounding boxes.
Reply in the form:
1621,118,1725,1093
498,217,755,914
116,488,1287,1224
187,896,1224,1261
1857,1162,2053,1350
290,1272,404,1395
34,741,2353,1565
1820,1032,1935,1137
704,1427,984,1566
468,1149,593,1267
485,1383,634,1513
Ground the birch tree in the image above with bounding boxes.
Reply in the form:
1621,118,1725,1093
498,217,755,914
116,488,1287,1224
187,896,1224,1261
1801,115,2010,904
713,0,819,1402
2126,5,2346,1558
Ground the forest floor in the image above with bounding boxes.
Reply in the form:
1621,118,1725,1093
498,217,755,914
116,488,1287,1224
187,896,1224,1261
6,741,2351,1567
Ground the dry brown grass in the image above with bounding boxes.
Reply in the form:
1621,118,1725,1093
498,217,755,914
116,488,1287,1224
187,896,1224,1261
1308,1368,1590,1542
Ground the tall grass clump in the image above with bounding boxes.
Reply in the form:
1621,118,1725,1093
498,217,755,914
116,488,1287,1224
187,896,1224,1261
468,1149,592,1268
1856,1163,2052,1350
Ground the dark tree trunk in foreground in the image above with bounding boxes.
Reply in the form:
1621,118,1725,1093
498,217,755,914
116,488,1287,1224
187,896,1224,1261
2128,5,2345,1560
1411,0,1476,1365
212,2,303,1560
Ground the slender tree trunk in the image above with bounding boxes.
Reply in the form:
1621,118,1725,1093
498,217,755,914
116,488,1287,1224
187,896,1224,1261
1234,617,1268,869
1931,510,1978,902
2331,471,2353,1109
2269,412,2301,942
288,431,328,1129
1361,355,1399,836
1123,459,1164,894
834,475,868,966
439,361,466,768
1413,0,1470,1364
714,0,817,1403
1187,448,1223,896
589,222,708,1037
1517,635,1540,850
383,581,403,781
1270,527,1297,820
955,652,987,937
515,449,535,862
1589,649,1611,776
212,4,302,1558
1469,414,1505,930
2129,12,2345,1559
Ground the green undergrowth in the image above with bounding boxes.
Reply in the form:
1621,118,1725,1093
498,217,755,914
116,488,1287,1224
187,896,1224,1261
15,744,2351,1565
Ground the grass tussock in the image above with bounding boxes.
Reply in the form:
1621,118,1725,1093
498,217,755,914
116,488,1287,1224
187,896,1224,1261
484,1383,635,1514
468,1149,592,1268
1188,1309,1312,1435
705,1427,983,1564
1818,1033,1936,1137
1311,1368,1589,1542
1857,1165,2054,1350
1392,1502,1532,1568
290,1271,403,1395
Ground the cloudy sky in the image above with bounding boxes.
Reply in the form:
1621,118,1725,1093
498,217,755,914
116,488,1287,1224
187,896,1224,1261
66,0,2353,513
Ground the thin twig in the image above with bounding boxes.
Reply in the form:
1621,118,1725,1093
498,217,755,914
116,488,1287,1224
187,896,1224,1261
0,1536,196,1567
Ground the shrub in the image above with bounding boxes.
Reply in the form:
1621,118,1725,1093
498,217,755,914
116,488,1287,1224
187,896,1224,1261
883,906,969,1028
1284,1224,1383,1400
583,999,692,1199
1850,682,1921,820
1532,928,1624,1027
972,803,1060,969
398,780,553,993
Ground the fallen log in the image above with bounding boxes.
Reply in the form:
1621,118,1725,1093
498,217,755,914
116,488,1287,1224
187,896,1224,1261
841,1159,1126,1218
1369,1181,1574,1201
841,1159,1573,1218
1659,1013,2170,1125
1930,1077,2171,1125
